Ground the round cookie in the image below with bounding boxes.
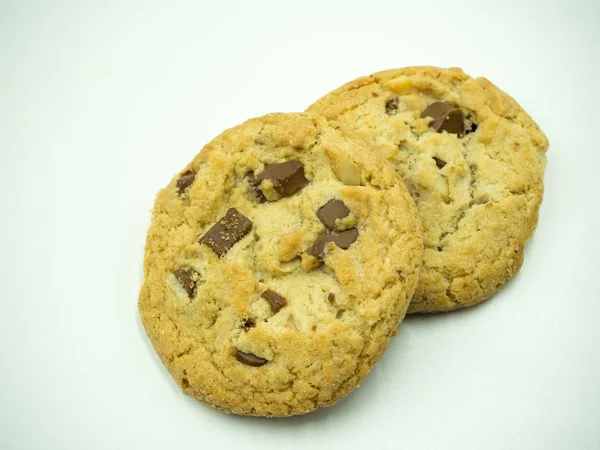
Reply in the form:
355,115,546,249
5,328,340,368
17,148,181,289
138,113,423,416
308,67,548,313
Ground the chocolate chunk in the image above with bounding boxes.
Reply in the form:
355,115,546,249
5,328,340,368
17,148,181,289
328,293,336,302
256,160,308,198
433,157,447,169
421,101,454,121
246,173,267,203
261,290,288,313
385,96,399,115
199,208,252,256
173,266,200,298
467,121,478,133
176,170,196,194
421,101,465,135
434,109,464,134
317,199,350,230
235,350,268,367
308,228,359,258
242,318,255,331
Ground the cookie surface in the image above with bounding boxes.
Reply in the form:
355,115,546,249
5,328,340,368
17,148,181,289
138,113,422,416
308,67,548,313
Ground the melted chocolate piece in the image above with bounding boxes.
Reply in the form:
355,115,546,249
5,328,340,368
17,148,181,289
421,101,465,135
176,170,196,194
235,350,268,367
256,160,308,198
317,199,350,230
433,157,447,169
173,266,200,298
261,290,288,313
199,208,252,256
308,228,359,258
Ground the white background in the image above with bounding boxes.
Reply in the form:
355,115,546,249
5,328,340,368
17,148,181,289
1,0,599,449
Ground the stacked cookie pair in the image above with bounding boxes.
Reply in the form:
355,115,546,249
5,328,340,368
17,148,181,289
139,67,548,416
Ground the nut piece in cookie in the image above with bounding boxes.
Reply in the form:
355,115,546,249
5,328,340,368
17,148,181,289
327,150,361,185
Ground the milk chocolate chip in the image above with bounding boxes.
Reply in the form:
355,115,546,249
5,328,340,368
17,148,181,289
261,290,288,313
235,350,268,367
308,228,359,258
256,160,308,198
176,170,196,194
421,102,465,135
317,199,350,230
173,266,200,298
385,95,399,115
433,157,447,169
200,208,252,256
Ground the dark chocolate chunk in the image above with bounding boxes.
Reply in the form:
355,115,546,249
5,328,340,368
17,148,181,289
199,208,252,256
176,170,196,194
328,293,336,302
421,101,465,135
261,290,288,313
235,350,268,367
434,109,464,134
433,157,447,169
173,266,200,298
317,199,350,230
246,172,267,203
308,228,359,258
385,96,399,115
467,121,478,134
242,318,255,331
421,101,453,117
256,160,308,198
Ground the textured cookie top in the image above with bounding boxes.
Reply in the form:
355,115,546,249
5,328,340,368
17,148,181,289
139,113,423,416
308,67,549,313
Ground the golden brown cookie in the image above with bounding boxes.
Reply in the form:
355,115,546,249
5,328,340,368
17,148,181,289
138,113,423,416
308,67,548,313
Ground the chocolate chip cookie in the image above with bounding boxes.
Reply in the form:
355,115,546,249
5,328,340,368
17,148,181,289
138,113,423,416
308,67,548,313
